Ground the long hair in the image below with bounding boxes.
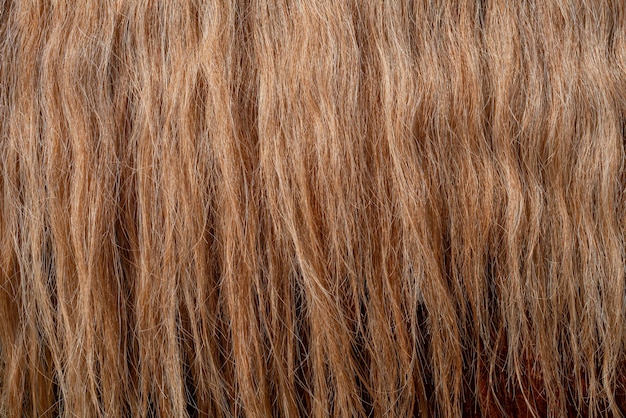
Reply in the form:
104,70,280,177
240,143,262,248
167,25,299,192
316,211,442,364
1,1,625,416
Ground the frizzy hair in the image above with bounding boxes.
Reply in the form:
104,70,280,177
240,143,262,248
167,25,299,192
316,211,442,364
1,0,625,417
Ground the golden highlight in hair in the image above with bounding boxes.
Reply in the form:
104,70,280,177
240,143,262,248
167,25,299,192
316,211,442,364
1,0,626,416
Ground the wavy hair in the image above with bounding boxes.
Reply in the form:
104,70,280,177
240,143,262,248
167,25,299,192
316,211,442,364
1,0,625,416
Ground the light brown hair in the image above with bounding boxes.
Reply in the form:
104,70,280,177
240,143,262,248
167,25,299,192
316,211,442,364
1,0,625,416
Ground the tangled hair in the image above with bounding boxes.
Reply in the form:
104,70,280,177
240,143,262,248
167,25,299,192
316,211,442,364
1,0,626,416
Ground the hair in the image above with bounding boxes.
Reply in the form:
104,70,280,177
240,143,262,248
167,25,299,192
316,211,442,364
1,0,625,416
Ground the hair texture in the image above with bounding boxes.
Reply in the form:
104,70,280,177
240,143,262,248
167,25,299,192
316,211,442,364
1,0,626,417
